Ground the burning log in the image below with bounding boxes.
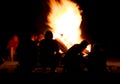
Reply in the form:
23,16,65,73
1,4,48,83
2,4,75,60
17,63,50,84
55,38,68,53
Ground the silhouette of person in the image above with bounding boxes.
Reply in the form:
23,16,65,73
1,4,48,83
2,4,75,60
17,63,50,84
39,30,60,73
36,32,44,67
87,43,107,79
6,34,19,61
63,40,89,75
30,33,39,66
17,33,38,73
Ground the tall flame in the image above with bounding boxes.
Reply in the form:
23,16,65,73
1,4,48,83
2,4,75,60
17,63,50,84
47,0,83,50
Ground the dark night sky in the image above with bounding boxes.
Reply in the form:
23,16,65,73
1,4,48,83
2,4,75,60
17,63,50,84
0,0,120,58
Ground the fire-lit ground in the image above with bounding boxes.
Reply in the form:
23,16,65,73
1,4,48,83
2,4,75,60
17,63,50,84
0,58,120,73
0,70,120,82
0,59,120,83
106,58,120,73
0,58,120,81
31,58,120,73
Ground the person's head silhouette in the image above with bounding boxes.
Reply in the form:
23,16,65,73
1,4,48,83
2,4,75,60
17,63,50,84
45,30,53,40
79,40,89,50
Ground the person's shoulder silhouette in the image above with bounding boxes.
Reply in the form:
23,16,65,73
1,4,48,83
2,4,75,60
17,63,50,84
66,40,89,55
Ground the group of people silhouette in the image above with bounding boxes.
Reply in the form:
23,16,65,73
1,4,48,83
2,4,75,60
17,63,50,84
0,30,107,78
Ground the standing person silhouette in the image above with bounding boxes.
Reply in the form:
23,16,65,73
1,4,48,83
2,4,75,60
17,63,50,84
39,30,60,73
6,34,19,61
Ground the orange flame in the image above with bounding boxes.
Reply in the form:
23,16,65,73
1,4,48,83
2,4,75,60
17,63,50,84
47,0,90,53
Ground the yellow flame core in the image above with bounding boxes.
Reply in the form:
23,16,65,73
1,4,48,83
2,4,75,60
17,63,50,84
47,0,83,49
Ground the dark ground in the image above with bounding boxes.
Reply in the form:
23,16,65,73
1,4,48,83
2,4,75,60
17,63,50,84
0,72,120,83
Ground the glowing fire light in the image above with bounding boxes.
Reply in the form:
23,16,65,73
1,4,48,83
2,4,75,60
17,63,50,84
82,44,91,57
47,0,90,53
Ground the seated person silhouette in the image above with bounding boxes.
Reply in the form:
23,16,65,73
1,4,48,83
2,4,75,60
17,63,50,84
39,30,60,73
87,43,107,78
63,40,89,74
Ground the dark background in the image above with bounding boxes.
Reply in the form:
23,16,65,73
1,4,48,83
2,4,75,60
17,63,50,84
0,0,120,58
